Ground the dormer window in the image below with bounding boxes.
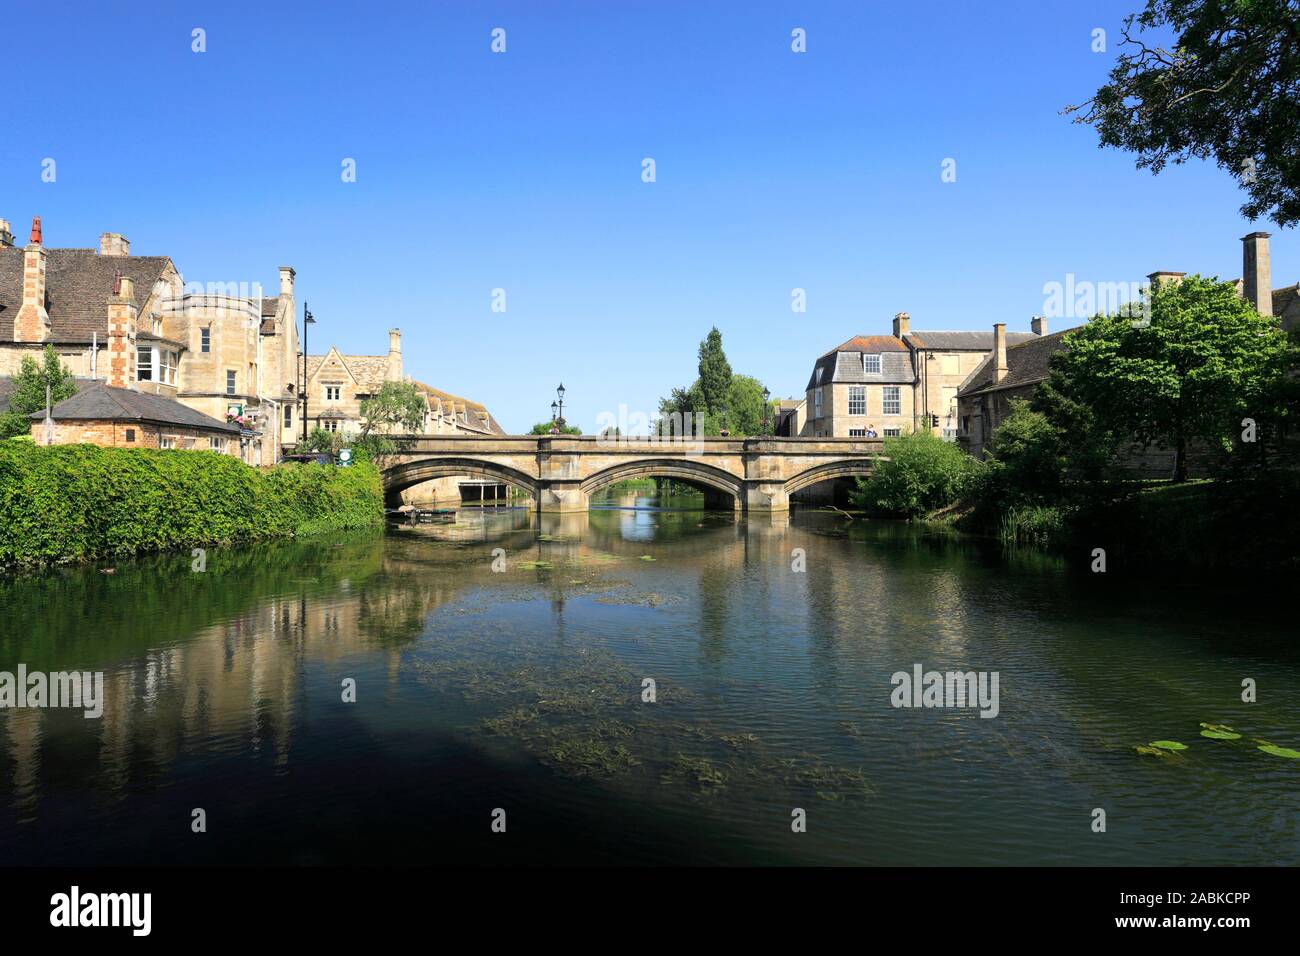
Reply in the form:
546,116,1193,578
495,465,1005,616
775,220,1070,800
863,354,881,374
815,367,824,385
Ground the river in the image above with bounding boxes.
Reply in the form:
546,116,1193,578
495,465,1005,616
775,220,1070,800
1,491,1297,865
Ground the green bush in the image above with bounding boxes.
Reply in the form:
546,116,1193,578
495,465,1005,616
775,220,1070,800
850,430,981,518
0,444,383,569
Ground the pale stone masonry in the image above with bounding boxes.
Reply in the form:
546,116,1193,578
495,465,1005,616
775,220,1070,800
0,215,298,465
800,314,1039,439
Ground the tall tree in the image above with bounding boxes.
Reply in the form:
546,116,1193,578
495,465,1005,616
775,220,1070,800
1064,0,1300,227
1042,275,1293,480
696,327,732,417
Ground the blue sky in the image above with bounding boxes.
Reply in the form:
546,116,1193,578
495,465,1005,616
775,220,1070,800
3,0,1293,433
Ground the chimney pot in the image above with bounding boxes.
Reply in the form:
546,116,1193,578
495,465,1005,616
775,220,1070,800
29,216,42,246
1241,231,1272,316
99,232,130,256
278,265,296,298
892,312,910,338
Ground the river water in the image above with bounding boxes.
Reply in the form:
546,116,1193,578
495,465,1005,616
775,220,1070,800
1,492,1297,865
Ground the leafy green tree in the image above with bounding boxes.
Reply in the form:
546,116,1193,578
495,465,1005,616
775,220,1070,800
301,426,338,454
726,375,770,436
1,346,77,439
850,431,981,518
529,421,581,435
697,327,732,416
1064,0,1300,226
1043,275,1292,480
657,330,770,436
354,381,428,462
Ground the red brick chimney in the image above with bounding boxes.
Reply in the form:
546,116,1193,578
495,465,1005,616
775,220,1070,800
106,275,138,389
13,216,50,342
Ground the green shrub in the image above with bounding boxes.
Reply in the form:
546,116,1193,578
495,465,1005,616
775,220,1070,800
850,430,981,518
0,444,383,569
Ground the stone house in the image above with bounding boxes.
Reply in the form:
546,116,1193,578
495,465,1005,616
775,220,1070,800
800,316,1042,439
802,334,915,438
0,216,298,465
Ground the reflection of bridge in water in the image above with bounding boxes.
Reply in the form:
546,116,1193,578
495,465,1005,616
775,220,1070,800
383,435,886,513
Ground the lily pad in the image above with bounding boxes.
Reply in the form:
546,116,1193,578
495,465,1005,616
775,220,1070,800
1135,745,1173,758
1199,729,1242,740
1199,722,1235,732
1257,745,1300,759
639,555,656,561
1148,740,1188,751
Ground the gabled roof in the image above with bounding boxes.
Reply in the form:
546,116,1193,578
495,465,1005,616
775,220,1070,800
906,329,1038,350
0,247,172,344
28,381,240,433
957,328,1079,398
306,349,389,392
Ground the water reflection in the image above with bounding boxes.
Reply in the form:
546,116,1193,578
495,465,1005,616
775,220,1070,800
1,504,1298,865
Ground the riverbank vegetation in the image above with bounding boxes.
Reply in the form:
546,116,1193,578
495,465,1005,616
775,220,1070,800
854,276,1299,575
0,443,384,570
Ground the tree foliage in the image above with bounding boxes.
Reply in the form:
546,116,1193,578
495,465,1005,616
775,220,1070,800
657,329,771,436
1042,275,1292,479
850,431,982,518
355,381,428,462
529,421,582,435
1,346,77,439
1065,0,1300,226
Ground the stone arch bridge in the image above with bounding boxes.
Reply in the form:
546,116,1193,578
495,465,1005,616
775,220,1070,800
382,435,885,513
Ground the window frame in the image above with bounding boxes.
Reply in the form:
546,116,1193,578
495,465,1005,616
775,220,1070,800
882,385,901,416
848,386,866,416
863,353,881,374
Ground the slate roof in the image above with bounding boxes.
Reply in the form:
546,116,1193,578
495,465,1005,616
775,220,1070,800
906,329,1037,350
807,335,914,390
0,247,172,344
957,328,1079,398
414,380,506,434
28,382,240,433
0,375,97,413
1274,284,1300,318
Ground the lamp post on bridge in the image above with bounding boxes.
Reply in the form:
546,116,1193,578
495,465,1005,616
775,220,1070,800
762,386,771,436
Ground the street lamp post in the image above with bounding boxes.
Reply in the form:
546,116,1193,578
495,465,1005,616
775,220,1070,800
300,304,315,444
555,383,566,428
762,386,772,435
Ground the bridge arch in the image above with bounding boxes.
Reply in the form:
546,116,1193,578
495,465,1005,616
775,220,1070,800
783,458,882,497
382,457,540,504
579,457,744,504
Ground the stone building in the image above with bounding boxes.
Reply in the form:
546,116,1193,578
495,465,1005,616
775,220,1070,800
0,216,298,465
799,316,1041,438
802,334,915,438
894,311,1040,438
